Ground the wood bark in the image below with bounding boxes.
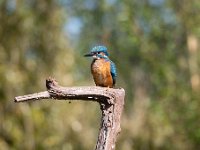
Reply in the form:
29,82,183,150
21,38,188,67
14,77,125,150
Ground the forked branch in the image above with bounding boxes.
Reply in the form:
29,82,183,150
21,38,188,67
14,77,125,150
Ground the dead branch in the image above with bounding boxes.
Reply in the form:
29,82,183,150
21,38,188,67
14,77,125,150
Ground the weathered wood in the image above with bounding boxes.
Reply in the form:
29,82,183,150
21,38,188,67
14,77,125,150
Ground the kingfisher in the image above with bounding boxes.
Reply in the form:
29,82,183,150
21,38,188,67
84,46,117,88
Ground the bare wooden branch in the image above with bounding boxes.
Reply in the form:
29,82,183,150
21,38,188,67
14,91,50,102
14,77,125,150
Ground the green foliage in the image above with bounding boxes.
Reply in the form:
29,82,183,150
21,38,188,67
1,0,200,149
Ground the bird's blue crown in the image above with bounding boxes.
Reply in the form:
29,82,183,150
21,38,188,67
91,46,109,56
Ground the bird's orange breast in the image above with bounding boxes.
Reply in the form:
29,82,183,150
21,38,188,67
91,59,113,87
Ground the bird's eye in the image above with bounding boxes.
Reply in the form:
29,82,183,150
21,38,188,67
97,52,100,54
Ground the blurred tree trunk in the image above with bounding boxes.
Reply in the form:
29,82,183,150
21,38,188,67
187,34,200,91
170,0,200,91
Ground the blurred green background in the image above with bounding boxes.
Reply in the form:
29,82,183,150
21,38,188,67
0,0,200,149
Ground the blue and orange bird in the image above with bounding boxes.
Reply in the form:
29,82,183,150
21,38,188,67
84,46,117,88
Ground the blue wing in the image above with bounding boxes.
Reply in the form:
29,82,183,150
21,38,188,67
110,61,117,86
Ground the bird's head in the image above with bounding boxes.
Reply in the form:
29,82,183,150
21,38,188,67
84,46,109,59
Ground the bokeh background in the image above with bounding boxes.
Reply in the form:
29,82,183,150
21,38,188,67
0,0,200,149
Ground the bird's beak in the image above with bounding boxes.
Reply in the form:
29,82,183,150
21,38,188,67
84,53,93,57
